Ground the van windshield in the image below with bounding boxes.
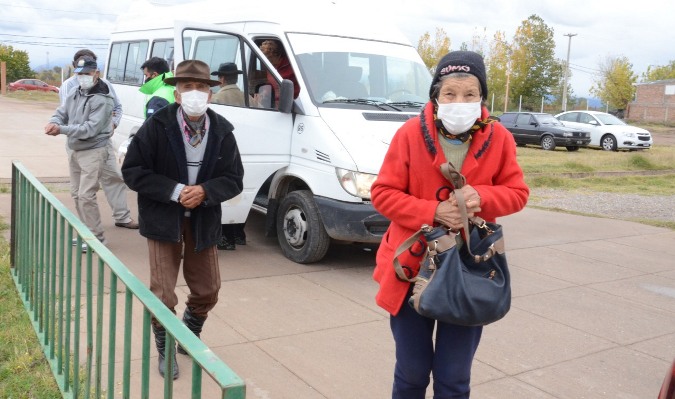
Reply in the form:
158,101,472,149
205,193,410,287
289,33,431,109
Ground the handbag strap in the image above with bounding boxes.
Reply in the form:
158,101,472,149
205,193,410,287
442,160,503,263
392,228,426,282
455,188,502,263
440,162,466,189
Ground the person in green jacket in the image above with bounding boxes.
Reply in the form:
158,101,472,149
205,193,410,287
140,57,175,119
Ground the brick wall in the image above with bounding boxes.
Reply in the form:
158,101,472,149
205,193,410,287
627,80,675,123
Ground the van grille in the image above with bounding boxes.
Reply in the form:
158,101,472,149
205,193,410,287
362,113,415,122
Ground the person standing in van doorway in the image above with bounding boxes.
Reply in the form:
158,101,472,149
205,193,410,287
46,56,117,247
121,59,244,380
140,57,175,119
60,49,139,234
259,39,300,102
209,62,248,250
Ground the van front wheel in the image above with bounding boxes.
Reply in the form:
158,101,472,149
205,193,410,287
276,190,330,264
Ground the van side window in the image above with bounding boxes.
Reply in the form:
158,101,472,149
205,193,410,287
185,29,266,109
151,40,174,62
107,41,149,85
247,47,277,110
254,38,300,108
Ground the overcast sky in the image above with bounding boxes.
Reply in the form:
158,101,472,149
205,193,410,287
1,0,672,98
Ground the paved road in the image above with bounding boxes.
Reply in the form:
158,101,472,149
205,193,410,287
1,94,674,398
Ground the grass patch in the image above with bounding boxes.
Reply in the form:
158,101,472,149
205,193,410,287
527,173,675,195
4,91,60,103
0,228,61,397
517,146,675,174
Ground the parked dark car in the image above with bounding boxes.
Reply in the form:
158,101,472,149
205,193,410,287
8,79,59,93
499,112,590,151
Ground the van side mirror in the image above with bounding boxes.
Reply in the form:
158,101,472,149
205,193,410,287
278,79,294,114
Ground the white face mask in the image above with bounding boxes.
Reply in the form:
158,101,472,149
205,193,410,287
436,101,482,134
77,74,95,90
180,90,209,117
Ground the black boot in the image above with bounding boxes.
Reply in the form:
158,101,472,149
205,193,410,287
177,307,206,355
152,323,179,379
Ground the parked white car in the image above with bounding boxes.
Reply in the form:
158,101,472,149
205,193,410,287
555,110,652,151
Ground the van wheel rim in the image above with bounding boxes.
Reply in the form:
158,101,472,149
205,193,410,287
283,208,307,248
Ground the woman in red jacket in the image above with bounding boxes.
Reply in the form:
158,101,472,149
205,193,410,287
371,51,529,398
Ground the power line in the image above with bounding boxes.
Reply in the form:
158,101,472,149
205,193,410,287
1,39,107,49
0,2,116,17
569,62,601,73
0,33,108,41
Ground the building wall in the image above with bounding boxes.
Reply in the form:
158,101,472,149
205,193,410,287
627,80,675,124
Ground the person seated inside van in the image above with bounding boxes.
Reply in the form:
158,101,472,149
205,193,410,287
259,39,300,101
210,62,246,106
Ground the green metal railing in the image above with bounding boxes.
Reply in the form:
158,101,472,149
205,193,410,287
9,161,246,399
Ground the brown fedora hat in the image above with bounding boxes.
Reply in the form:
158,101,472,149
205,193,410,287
164,59,221,87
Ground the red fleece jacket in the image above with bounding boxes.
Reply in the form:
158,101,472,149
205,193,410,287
371,102,529,316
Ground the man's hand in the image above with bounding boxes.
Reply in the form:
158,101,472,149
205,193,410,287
179,185,206,209
44,123,60,136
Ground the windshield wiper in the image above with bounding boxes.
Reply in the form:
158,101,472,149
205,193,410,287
387,101,425,108
322,98,393,111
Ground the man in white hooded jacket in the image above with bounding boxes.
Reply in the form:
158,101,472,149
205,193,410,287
45,56,114,246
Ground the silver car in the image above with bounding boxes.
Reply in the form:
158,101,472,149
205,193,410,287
555,110,652,151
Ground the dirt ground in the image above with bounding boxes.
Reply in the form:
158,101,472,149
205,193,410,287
645,124,675,146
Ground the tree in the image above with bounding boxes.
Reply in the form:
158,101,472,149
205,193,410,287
0,44,33,86
590,55,636,112
417,28,451,72
508,15,562,110
37,66,62,87
642,60,675,81
485,31,510,112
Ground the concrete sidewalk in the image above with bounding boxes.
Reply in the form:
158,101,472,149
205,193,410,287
2,187,674,398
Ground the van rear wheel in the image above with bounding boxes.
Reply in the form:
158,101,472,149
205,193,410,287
276,190,330,264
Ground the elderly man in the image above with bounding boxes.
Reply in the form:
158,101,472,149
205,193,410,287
210,62,246,106
121,59,244,379
46,56,115,247
60,49,139,233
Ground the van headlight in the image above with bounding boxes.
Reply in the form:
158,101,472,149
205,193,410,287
336,168,377,199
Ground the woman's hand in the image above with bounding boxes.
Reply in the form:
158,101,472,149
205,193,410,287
434,185,481,230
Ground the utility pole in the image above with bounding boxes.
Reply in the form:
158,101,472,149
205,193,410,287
504,69,510,113
561,33,577,112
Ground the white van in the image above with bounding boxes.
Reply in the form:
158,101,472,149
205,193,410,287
106,0,431,263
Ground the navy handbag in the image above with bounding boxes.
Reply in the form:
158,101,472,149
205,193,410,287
392,165,511,326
